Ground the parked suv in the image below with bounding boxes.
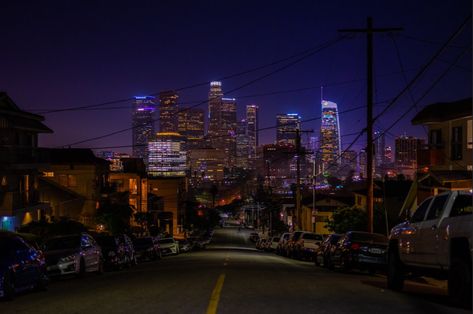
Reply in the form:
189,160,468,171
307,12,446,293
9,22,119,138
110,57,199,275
43,233,103,277
388,190,473,307
157,238,179,256
293,232,324,260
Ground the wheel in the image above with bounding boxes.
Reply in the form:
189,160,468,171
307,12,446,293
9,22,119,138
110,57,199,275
387,248,404,291
2,271,15,300
77,258,86,277
35,271,48,291
448,257,472,307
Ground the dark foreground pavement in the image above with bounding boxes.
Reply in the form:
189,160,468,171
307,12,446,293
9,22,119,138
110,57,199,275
1,227,468,314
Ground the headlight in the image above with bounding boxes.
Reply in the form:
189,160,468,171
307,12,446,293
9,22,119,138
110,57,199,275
59,255,76,263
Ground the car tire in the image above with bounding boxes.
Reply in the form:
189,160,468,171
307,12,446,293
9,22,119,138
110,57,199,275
387,249,404,291
96,259,104,275
2,272,15,300
448,257,472,308
77,258,86,277
35,272,48,291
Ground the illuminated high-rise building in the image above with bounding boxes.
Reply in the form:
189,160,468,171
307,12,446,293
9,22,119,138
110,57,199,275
132,96,156,162
148,132,187,177
384,146,393,163
374,130,386,169
246,105,259,168
221,97,237,166
178,107,205,149
276,113,301,145
395,135,425,167
236,119,249,169
159,91,179,132
208,81,223,143
320,100,341,174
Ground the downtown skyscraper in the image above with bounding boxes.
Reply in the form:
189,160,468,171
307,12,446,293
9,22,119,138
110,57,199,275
178,107,205,149
207,81,237,167
320,100,341,175
276,113,301,145
132,96,156,161
246,105,259,169
159,90,179,132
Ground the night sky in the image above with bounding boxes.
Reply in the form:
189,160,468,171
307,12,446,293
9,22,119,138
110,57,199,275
1,1,471,154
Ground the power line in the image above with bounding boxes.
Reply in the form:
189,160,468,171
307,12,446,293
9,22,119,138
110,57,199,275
373,15,471,123
61,35,348,148
35,37,346,115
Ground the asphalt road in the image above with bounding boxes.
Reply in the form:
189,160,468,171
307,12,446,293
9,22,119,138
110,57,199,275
0,227,469,314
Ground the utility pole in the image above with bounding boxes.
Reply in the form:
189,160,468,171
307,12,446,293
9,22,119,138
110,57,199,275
339,17,402,233
294,128,313,231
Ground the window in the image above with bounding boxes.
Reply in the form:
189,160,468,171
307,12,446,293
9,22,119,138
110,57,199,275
430,129,442,148
67,175,77,187
426,194,449,220
43,172,54,177
411,197,433,222
451,126,463,160
450,194,473,217
59,174,68,186
468,120,472,149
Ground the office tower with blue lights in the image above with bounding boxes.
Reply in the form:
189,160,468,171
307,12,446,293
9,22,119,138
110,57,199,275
320,100,341,175
132,96,156,162
159,90,179,132
246,105,259,169
276,113,301,145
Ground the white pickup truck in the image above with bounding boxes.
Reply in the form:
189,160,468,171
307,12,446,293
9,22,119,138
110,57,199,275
387,190,472,307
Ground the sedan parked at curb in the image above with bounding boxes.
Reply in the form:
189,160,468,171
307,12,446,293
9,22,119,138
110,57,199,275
43,233,103,277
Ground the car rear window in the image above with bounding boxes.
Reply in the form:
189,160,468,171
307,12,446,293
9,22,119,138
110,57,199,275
450,193,473,217
302,233,323,241
350,232,387,243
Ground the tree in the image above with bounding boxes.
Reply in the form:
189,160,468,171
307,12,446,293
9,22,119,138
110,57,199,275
96,192,133,235
326,206,368,233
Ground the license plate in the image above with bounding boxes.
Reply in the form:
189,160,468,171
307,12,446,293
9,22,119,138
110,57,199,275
369,248,383,254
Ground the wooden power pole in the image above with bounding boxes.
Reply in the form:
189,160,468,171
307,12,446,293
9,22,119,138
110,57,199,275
339,17,402,233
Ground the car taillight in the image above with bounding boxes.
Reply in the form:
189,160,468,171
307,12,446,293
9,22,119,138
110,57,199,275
350,243,360,250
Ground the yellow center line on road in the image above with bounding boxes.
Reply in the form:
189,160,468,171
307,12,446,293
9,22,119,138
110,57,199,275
206,274,226,314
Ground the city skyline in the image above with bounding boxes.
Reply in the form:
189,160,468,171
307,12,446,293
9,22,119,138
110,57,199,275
1,1,470,154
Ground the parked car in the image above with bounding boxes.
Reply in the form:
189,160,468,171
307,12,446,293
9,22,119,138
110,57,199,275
43,233,103,277
132,237,161,262
276,233,291,255
285,231,304,258
177,239,193,253
388,190,473,307
270,236,281,252
330,231,388,273
157,238,179,256
95,234,136,270
255,238,268,250
315,234,342,267
293,232,324,260
249,232,260,242
0,232,48,300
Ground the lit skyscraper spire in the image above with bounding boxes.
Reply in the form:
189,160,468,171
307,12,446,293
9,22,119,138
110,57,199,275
320,100,341,174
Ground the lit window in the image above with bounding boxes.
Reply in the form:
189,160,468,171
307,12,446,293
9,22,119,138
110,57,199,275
68,175,77,187
43,172,54,177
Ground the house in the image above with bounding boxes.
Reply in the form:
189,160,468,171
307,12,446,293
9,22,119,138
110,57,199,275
0,92,53,231
401,98,472,216
38,148,109,227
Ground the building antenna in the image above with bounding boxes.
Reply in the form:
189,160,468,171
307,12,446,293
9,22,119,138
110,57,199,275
320,86,324,103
